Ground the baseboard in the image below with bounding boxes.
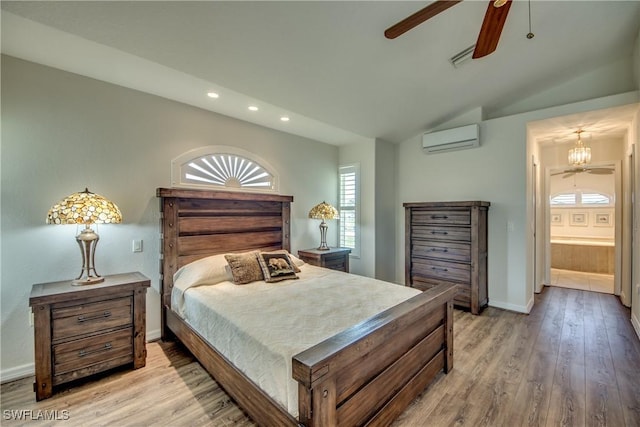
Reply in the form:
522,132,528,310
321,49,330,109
619,291,631,308
1,329,164,384
0,363,34,384
488,299,530,314
147,328,162,342
632,312,640,341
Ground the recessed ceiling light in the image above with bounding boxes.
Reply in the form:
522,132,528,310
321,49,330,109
280,116,290,122
207,92,219,98
248,106,259,111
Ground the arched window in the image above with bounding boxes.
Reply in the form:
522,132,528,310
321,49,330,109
172,146,278,192
550,190,612,206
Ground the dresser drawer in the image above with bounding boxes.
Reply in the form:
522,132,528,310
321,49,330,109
412,240,470,263
52,297,132,341
53,327,133,378
412,225,470,243
412,258,471,284
323,254,348,271
412,210,470,226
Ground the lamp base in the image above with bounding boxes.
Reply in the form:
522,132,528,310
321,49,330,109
74,226,103,286
316,220,331,251
72,276,105,286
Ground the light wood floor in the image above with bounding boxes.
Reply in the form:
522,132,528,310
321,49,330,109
2,286,639,426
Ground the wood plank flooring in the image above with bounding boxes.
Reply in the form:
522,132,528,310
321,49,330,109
2,286,639,426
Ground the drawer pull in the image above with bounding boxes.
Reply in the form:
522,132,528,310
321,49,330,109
430,248,449,253
78,343,112,358
77,311,112,323
431,215,449,219
431,267,449,272
430,231,449,235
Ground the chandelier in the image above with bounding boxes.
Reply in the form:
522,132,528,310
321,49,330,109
568,130,591,167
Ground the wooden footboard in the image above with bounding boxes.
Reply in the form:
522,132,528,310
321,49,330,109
293,283,456,427
165,307,298,426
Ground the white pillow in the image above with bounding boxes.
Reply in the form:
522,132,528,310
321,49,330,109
173,253,233,293
288,252,306,268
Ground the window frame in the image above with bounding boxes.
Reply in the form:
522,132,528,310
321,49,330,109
171,145,279,193
338,163,360,258
550,189,613,207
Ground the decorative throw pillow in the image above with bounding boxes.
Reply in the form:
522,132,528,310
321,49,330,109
258,252,299,282
224,251,264,285
263,249,302,272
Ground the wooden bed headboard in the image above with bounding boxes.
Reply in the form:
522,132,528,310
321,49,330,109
156,188,293,311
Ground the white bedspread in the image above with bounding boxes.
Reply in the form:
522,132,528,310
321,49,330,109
172,263,420,417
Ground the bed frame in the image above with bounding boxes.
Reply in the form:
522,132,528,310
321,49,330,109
157,187,456,426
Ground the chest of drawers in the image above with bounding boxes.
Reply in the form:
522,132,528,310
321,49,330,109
29,272,150,400
404,201,489,314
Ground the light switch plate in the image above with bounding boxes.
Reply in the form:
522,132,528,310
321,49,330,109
132,239,143,253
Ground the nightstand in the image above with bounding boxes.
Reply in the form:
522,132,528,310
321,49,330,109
297,247,351,272
29,272,150,400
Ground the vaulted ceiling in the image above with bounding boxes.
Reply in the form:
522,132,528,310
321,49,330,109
2,1,639,145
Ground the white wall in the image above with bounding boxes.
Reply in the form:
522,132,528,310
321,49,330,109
0,56,339,380
396,118,527,312
337,139,399,282
374,139,396,283
396,92,639,314
632,27,640,336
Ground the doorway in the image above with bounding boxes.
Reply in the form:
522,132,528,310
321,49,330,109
547,163,617,294
528,103,639,311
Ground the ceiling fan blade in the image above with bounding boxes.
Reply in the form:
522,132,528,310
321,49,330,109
562,173,576,179
472,0,512,58
587,168,614,175
385,0,462,39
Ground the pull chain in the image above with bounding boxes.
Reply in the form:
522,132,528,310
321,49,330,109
527,0,535,39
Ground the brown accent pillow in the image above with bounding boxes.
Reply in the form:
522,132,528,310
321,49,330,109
224,251,264,284
258,252,299,283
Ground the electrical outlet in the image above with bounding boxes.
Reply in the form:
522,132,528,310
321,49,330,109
29,309,34,327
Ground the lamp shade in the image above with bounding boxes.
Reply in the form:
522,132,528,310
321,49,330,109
308,201,339,220
47,188,122,225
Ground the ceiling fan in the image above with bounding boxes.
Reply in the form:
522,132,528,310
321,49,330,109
385,0,513,59
551,166,615,179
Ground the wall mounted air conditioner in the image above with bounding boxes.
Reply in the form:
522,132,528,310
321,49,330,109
422,124,479,154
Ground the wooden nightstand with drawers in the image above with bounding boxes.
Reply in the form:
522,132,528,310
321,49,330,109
298,247,351,272
29,272,150,400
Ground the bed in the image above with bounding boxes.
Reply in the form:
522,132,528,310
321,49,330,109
157,187,457,426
